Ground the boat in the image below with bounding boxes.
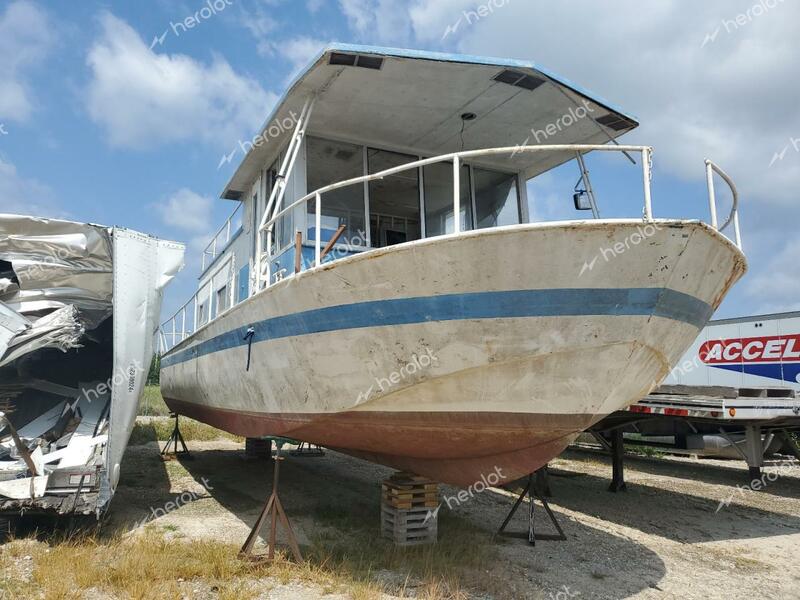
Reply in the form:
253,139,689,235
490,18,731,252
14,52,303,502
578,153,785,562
0,214,183,531
159,45,747,486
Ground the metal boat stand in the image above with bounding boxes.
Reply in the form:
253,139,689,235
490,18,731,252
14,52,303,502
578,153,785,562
240,442,303,562
160,413,191,460
497,469,566,545
289,442,325,457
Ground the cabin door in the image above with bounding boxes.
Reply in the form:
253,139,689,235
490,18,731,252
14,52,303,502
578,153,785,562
367,149,422,248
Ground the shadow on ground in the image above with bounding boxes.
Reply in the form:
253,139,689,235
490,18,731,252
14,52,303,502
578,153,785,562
568,446,800,501
552,448,800,544
173,443,668,599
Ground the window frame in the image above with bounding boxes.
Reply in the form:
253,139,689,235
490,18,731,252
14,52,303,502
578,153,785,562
296,134,524,250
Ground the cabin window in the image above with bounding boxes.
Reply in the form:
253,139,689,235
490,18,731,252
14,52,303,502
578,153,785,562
367,149,421,248
423,162,472,237
216,285,229,316
197,302,208,325
237,264,250,303
305,137,367,246
473,168,520,229
267,153,296,253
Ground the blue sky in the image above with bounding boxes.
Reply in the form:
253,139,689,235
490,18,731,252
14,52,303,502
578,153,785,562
2,0,798,322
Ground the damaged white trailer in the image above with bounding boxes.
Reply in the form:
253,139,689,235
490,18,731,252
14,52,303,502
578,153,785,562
0,214,183,531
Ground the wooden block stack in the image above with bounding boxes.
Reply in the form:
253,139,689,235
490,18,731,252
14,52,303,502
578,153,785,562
380,472,439,546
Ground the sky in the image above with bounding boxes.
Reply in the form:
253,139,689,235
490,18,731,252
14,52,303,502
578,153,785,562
1,0,798,322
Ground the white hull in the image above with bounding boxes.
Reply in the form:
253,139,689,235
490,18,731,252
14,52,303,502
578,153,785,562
161,220,745,485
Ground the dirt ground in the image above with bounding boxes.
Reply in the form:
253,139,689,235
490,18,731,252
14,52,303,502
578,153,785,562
94,430,800,600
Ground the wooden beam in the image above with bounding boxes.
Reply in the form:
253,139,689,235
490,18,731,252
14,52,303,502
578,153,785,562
294,231,302,274
319,224,347,263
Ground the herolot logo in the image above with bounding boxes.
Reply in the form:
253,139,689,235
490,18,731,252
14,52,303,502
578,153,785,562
700,333,800,383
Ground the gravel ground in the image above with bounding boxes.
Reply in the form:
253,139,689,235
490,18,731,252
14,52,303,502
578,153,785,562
5,432,799,599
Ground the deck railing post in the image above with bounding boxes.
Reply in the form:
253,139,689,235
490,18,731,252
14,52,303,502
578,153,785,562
642,148,653,222
575,152,600,219
265,230,272,286
315,192,322,265
705,160,719,230
733,211,742,251
453,156,461,234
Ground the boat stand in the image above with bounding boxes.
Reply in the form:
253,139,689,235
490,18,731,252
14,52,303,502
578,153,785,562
161,413,191,460
240,444,303,563
289,442,325,457
497,470,566,545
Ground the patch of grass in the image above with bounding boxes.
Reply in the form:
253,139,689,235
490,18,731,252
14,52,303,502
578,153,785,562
129,418,243,445
16,532,270,599
139,385,170,416
625,443,666,458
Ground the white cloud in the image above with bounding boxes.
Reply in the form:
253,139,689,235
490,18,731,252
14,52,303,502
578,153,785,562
0,1,54,122
338,0,412,42
280,36,326,68
154,188,213,233
238,3,278,40
338,0,373,33
307,0,324,14
744,238,800,314
86,13,276,149
255,35,327,82
0,159,62,218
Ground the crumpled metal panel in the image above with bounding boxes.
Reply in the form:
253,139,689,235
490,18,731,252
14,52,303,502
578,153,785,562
0,302,29,354
0,304,84,367
0,214,113,327
0,214,184,515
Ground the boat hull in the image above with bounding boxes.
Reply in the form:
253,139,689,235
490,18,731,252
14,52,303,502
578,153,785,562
161,220,745,486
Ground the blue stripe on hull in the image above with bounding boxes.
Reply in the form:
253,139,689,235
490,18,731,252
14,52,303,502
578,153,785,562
160,288,712,369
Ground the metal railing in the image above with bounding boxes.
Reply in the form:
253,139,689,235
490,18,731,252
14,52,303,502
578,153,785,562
705,159,743,250
160,143,744,354
160,254,237,352
259,144,659,283
201,203,243,272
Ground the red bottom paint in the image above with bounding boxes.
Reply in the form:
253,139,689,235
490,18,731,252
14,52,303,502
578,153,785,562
164,397,596,486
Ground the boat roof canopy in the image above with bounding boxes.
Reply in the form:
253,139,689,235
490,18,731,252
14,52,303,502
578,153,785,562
222,44,639,200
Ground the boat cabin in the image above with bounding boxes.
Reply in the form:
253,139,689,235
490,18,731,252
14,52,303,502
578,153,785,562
181,45,640,340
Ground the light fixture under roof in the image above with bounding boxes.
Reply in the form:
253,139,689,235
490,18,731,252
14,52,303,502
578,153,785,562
461,112,477,121
493,69,545,92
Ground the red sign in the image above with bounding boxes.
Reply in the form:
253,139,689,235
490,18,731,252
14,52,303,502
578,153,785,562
700,334,800,363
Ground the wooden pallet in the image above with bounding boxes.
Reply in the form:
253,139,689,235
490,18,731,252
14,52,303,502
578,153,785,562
381,472,439,509
381,504,437,546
